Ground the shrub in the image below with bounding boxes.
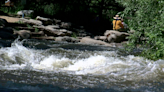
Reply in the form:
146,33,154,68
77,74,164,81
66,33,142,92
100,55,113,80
117,0,164,60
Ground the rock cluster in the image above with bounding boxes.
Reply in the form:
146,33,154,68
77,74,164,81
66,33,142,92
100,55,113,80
0,15,130,47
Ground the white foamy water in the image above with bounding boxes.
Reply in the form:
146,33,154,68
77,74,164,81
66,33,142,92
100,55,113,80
0,39,164,82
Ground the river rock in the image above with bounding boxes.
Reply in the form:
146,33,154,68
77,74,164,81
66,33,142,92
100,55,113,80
0,40,12,47
55,36,80,43
0,27,14,34
60,22,72,29
53,18,61,24
31,36,55,40
14,30,31,39
33,25,72,36
104,30,129,43
94,36,107,41
36,16,53,25
17,10,34,17
80,37,112,46
0,18,8,27
19,18,42,26
0,27,15,39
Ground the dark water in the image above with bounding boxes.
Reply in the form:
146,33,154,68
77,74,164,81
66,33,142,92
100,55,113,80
0,39,163,92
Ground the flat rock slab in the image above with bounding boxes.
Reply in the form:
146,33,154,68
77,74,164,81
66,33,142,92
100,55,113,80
0,16,20,23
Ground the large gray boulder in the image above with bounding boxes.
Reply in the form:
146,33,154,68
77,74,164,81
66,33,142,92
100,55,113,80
19,18,42,25
33,25,72,36
94,36,107,41
104,30,129,43
14,30,31,39
36,16,53,25
80,37,112,46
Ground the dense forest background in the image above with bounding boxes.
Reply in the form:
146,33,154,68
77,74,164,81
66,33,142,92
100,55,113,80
0,0,125,35
1,0,164,60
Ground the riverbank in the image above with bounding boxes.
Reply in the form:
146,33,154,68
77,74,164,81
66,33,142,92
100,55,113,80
0,14,129,48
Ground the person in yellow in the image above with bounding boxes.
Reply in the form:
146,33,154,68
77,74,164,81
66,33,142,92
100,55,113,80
112,15,124,31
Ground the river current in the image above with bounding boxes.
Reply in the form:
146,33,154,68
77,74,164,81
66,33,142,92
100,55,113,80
0,39,163,92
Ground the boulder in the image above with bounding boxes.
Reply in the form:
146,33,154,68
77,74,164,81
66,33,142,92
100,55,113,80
0,27,15,39
60,22,72,29
14,30,31,39
53,18,61,24
17,10,34,17
104,30,129,43
80,37,112,46
36,16,53,25
0,18,8,27
19,18,42,25
31,31,44,37
31,36,55,40
0,27,14,34
33,25,72,36
94,36,107,41
0,40,12,47
55,36,80,43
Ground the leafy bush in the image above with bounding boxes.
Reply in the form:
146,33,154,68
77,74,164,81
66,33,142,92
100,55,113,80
117,0,164,60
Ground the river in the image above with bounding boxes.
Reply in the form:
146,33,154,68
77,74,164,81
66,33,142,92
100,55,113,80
0,39,163,92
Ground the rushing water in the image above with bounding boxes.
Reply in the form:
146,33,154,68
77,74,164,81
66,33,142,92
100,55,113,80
0,39,164,92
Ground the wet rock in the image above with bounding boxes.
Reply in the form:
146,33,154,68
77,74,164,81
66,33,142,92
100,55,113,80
14,30,31,39
31,36,55,40
60,22,72,29
19,18,42,25
33,25,72,36
0,40,12,47
36,16,53,25
55,36,80,43
53,18,61,25
94,36,107,41
80,37,112,46
0,18,8,27
104,30,129,43
0,27,15,39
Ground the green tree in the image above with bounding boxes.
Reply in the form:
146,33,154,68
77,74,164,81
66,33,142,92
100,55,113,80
117,0,164,60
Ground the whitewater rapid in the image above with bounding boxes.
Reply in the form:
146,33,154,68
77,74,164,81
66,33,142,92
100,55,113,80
0,39,163,79
0,39,164,92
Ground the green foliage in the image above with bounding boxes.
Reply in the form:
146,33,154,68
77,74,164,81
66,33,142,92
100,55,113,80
71,32,77,38
117,0,164,60
27,24,32,28
44,3,60,16
35,28,39,32
15,21,24,24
